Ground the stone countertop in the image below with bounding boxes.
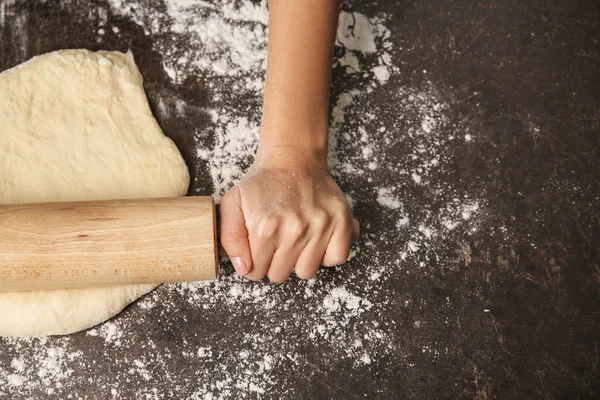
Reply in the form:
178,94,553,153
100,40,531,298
1,0,598,398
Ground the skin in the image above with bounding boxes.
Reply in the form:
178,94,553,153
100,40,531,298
219,0,354,283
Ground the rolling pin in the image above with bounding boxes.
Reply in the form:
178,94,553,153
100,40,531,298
0,197,218,293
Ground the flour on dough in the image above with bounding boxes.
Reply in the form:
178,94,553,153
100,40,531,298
0,50,190,337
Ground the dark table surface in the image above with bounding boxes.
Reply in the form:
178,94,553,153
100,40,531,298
1,0,599,399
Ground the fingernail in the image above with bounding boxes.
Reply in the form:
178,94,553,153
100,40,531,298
232,257,248,276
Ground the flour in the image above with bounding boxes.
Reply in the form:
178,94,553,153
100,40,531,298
373,64,391,83
377,187,403,209
336,12,379,53
86,321,124,346
197,115,260,201
110,0,268,85
0,337,81,394
323,286,371,314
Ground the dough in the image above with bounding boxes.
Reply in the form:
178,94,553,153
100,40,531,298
0,50,190,337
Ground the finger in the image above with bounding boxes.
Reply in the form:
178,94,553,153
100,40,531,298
244,216,279,281
219,188,252,276
267,216,307,283
245,238,276,281
322,219,352,267
294,237,329,280
267,247,300,283
267,245,303,283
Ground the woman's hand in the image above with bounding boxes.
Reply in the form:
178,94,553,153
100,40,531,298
219,146,354,282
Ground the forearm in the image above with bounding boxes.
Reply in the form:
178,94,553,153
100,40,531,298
260,0,341,167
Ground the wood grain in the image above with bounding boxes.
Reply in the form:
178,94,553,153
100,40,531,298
0,197,218,292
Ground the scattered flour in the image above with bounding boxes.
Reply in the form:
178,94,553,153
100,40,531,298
198,115,260,201
86,321,124,346
323,286,372,314
0,337,81,393
377,187,403,209
110,0,269,86
336,12,379,53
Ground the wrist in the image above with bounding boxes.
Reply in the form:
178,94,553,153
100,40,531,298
254,142,328,171
260,96,330,161
258,118,329,169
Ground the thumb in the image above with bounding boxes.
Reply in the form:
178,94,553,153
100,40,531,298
219,187,253,276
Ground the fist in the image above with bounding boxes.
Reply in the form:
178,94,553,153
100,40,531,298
219,153,355,282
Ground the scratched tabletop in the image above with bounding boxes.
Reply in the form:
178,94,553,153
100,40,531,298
1,0,599,399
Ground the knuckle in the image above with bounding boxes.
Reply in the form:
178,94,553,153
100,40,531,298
336,209,353,229
311,210,330,231
333,196,351,209
251,215,279,240
283,215,305,238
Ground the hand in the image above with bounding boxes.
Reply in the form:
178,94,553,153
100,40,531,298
219,146,354,282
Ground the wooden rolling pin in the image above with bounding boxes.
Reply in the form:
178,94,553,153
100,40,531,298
0,197,218,293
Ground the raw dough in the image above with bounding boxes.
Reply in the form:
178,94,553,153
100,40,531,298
0,50,190,337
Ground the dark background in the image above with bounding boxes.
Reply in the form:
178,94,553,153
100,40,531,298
1,0,599,398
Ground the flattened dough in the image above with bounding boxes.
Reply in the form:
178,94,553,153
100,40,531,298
0,50,190,337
